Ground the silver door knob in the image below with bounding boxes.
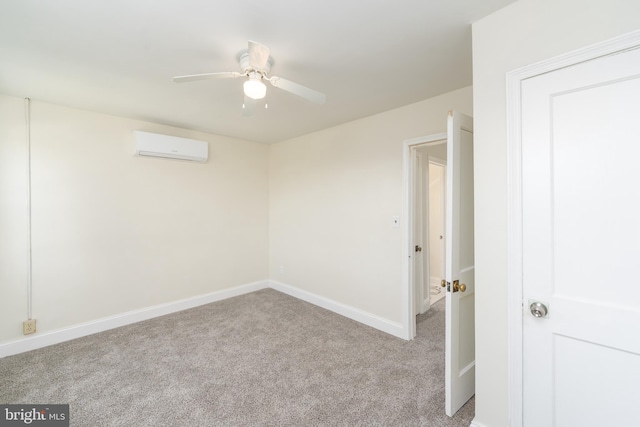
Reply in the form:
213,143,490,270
530,301,548,318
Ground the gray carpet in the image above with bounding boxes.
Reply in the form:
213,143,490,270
0,289,474,426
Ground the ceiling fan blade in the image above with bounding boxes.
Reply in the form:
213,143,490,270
248,40,270,70
242,95,257,117
173,71,242,83
269,76,326,104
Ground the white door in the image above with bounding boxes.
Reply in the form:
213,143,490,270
521,46,640,426
445,110,475,416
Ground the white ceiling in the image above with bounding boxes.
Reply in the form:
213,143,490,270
0,0,514,144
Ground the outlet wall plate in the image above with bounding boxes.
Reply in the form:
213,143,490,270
23,319,36,335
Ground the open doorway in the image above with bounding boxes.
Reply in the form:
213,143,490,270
414,143,447,316
427,159,446,306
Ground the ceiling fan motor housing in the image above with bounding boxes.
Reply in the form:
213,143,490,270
238,51,273,77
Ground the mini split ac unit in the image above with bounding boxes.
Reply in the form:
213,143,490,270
134,131,208,163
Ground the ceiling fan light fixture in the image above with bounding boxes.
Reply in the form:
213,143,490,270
243,77,266,100
173,41,326,107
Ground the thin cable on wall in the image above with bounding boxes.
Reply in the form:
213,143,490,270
25,97,33,320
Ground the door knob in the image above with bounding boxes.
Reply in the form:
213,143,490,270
441,279,447,288
529,301,548,318
452,280,466,293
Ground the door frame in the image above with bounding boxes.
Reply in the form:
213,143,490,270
402,133,447,339
505,29,640,427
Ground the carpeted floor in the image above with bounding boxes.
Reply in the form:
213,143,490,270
0,289,474,426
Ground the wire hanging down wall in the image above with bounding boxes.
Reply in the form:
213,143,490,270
25,97,33,323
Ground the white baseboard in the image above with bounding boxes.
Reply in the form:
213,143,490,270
269,280,404,339
1,279,407,358
0,280,269,358
470,419,488,427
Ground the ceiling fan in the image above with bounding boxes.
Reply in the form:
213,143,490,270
173,41,326,115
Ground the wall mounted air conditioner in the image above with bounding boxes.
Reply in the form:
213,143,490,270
134,131,208,163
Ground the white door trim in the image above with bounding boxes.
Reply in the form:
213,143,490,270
402,132,447,339
505,29,640,427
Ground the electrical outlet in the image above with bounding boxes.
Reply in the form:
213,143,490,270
23,319,36,335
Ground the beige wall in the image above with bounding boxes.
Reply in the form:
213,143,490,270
472,1,640,425
0,96,30,344
0,95,269,344
269,86,472,324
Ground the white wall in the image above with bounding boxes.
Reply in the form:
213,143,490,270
269,87,472,325
472,1,640,426
0,95,269,346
